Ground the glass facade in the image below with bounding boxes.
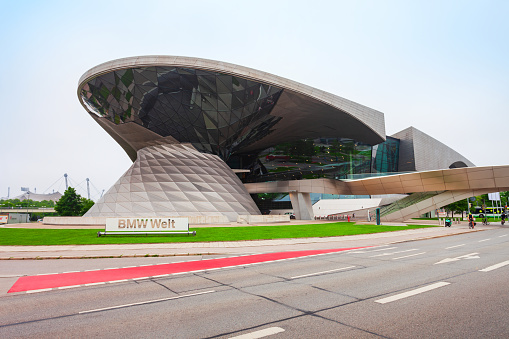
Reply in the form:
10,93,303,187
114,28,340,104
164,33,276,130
242,137,373,183
80,66,401,185
371,136,400,173
81,67,283,160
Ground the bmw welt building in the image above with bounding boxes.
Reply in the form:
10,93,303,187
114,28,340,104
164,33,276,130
78,56,501,223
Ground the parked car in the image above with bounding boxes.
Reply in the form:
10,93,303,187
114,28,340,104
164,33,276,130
285,212,296,219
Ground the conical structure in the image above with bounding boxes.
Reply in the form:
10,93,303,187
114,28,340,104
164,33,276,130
85,144,260,221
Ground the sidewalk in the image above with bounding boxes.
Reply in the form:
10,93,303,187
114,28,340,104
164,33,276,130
0,222,498,260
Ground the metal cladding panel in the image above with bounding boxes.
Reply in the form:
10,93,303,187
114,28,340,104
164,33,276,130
84,144,260,221
391,127,474,172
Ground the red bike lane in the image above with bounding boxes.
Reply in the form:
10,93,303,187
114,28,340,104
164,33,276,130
9,247,366,293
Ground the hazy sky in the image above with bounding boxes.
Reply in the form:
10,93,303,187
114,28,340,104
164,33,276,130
1,0,508,200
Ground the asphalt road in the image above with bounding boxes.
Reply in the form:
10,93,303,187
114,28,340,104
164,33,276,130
1,228,509,338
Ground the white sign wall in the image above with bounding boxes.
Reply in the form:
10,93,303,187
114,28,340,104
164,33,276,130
105,217,189,232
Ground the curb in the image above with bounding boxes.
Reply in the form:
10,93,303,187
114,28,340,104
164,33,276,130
0,228,486,260
0,252,223,260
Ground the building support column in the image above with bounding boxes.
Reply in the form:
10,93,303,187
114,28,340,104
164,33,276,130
289,192,314,220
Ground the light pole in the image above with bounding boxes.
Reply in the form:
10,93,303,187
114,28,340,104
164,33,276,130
27,192,30,223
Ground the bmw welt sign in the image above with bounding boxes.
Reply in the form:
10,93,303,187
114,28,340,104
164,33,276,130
105,217,189,233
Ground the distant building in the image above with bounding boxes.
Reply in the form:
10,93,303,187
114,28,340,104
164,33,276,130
10,192,62,202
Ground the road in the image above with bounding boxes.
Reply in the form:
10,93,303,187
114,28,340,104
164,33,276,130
1,228,509,338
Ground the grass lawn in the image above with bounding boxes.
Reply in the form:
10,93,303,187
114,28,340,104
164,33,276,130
0,222,438,246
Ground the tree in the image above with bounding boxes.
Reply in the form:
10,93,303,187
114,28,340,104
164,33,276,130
81,198,95,215
444,200,468,218
55,187,84,216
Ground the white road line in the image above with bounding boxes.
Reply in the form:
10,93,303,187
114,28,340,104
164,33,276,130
479,260,509,272
109,279,128,283
361,247,397,253
84,282,106,286
26,288,53,294
58,285,81,290
290,266,355,279
350,245,389,254
0,275,23,278
370,249,418,257
457,252,480,259
499,235,508,238
445,244,465,249
230,327,285,339
62,271,79,274
79,290,216,314
434,252,480,265
479,239,491,242
375,282,450,304
392,252,426,260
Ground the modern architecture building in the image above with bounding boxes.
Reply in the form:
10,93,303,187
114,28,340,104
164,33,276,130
78,56,496,222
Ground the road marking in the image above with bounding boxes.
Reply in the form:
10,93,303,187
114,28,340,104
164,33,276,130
370,249,418,257
290,266,355,279
132,277,149,280
499,235,508,238
479,239,491,242
9,247,367,293
26,288,52,294
0,275,23,278
434,253,480,265
58,285,81,290
349,245,387,254
364,247,397,253
479,260,509,272
445,244,465,249
375,282,450,304
84,282,106,286
351,247,396,254
79,290,216,314
392,252,426,260
230,327,285,339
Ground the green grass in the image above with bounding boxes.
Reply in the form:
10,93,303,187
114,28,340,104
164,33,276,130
472,216,501,222
413,216,502,222
0,223,438,246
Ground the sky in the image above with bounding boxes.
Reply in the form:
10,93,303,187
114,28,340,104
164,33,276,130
1,0,508,200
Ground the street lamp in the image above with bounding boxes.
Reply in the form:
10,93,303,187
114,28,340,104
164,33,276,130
26,192,30,223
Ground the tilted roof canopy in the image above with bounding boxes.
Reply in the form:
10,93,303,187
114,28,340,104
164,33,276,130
78,56,386,161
